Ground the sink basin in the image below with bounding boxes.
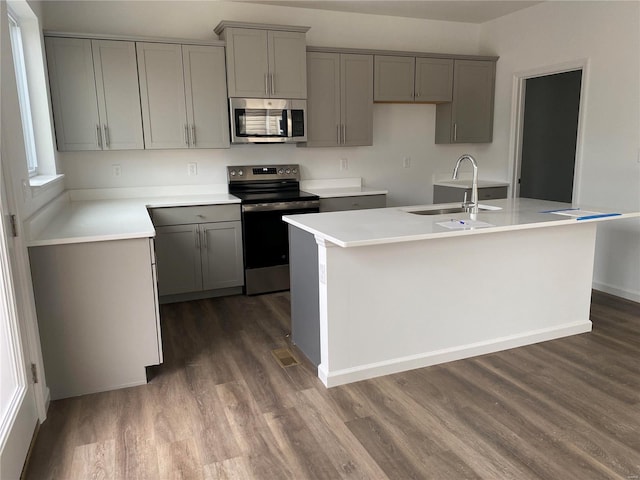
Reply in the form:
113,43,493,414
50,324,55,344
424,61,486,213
407,205,500,215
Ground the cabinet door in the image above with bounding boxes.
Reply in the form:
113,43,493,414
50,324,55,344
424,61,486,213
319,194,387,212
137,42,188,149
341,54,374,147
91,40,144,150
435,60,495,143
415,58,453,103
182,45,230,149
305,52,341,147
154,225,202,295
374,55,414,102
45,37,101,151
200,221,244,291
268,31,307,98
224,28,269,98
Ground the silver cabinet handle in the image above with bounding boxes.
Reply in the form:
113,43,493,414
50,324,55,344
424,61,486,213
104,124,110,148
195,227,200,249
184,124,189,146
202,229,207,249
96,124,102,148
337,124,340,145
270,73,275,95
265,73,269,95
454,123,458,142
191,125,196,146
342,124,346,144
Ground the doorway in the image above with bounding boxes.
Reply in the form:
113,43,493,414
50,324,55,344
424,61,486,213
511,62,587,203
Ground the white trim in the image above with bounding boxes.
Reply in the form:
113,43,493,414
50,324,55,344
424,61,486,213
508,59,590,203
320,320,592,387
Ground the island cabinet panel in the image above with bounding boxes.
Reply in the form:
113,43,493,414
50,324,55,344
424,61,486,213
306,52,373,147
137,43,229,149
46,37,143,151
222,27,307,98
374,56,453,103
29,238,161,400
319,194,387,212
436,59,496,144
150,205,243,301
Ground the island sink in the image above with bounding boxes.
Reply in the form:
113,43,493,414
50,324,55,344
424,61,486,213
406,204,501,215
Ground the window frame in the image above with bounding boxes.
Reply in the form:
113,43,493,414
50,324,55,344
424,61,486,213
7,8,39,177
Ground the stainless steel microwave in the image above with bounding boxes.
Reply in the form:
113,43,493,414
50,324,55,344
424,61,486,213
229,98,307,144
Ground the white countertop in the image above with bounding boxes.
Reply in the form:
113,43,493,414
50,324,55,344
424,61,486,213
27,193,240,247
300,178,388,198
433,179,510,189
303,186,388,198
283,198,639,248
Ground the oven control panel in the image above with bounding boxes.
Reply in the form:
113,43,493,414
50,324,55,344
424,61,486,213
227,165,300,183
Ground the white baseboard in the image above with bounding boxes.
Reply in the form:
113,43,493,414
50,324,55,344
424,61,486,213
320,320,592,388
592,282,640,303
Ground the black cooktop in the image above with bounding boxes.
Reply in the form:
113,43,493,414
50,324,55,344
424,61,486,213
232,190,318,204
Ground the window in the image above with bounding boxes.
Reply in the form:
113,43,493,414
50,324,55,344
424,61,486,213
7,10,38,177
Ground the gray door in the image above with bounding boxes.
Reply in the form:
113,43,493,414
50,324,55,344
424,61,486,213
519,70,582,203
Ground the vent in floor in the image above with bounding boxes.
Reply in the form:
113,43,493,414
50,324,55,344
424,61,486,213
272,347,300,368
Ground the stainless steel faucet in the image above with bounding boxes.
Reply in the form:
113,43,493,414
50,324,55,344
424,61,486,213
452,154,479,214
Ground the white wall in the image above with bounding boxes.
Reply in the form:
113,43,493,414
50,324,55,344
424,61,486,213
479,1,640,300
41,0,492,207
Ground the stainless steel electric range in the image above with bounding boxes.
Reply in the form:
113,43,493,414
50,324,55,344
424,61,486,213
227,164,319,295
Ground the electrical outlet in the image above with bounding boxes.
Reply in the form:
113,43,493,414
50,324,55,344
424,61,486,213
112,164,121,177
188,162,197,176
340,158,348,171
403,156,411,168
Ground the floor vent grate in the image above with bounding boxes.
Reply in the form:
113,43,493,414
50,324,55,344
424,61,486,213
272,347,300,368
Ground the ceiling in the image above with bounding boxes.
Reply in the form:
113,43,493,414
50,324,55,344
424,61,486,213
234,1,544,24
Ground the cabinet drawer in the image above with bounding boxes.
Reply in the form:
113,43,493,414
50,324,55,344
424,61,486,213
478,186,508,200
320,194,386,212
149,204,241,226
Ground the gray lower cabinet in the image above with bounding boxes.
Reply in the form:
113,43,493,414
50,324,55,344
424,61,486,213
29,238,161,399
433,185,508,203
435,59,496,143
150,205,243,298
319,194,387,212
306,52,373,147
374,55,453,103
45,36,144,151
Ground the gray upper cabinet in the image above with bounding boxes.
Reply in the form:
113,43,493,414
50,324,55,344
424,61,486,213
46,37,143,151
306,52,373,147
415,57,454,102
374,55,414,102
137,42,229,149
219,26,307,99
374,55,453,103
435,59,496,144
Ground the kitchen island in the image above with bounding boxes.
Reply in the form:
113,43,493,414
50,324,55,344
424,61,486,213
284,198,639,387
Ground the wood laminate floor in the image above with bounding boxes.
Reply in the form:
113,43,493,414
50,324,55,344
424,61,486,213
24,290,640,479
